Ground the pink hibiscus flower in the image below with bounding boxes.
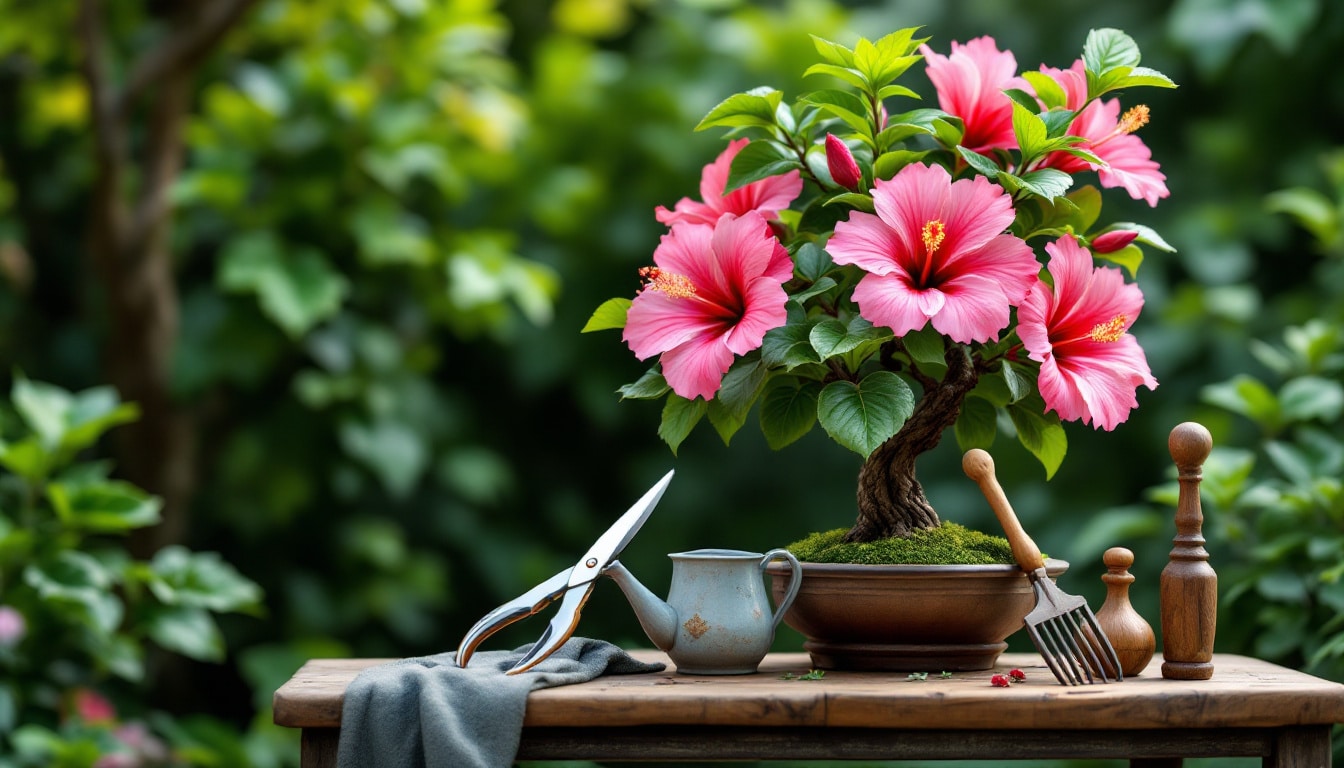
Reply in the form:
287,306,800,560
624,211,792,400
826,162,1039,344
1036,61,1170,207
920,37,1021,155
1017,236,1158,430
655,138,803,227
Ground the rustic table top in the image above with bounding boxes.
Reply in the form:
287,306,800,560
273,651,1344,733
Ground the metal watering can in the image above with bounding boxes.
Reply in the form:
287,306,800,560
606,548,802,674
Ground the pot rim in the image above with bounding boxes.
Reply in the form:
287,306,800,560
763,557,1069,577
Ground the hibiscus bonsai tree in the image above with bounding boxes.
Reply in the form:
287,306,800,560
585,27,1175,549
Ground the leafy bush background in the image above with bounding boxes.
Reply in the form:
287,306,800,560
1,0,1342,764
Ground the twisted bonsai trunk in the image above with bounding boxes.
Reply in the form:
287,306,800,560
844,344,981,543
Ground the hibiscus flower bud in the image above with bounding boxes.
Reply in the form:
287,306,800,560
824,134,862,190
1090,230,1138,253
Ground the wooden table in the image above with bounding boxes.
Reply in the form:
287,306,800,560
273,651,1344,767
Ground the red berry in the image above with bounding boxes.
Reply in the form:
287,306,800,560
990,674,1010,687
1009,668,1026,681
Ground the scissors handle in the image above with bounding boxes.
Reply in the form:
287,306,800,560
456,569,569,667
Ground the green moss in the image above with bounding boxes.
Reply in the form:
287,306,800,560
785,522,1017,565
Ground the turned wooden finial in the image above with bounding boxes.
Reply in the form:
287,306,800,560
1097,547,1155,676
1160,421,1217,680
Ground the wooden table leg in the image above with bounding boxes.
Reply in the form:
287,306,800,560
300,728,340,768
1268,726,1331,768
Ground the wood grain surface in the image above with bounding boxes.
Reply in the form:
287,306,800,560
273,651,1344,732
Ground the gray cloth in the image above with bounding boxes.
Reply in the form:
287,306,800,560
336,637,665,768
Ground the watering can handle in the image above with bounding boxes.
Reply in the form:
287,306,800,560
760,548,802,631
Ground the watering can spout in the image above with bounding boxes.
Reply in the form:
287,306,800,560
605,561,679,652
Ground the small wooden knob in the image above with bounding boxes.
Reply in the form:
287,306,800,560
1096,547,1155,676
1168,421,1213,471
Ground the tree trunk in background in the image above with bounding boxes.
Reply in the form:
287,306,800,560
78,0,257,555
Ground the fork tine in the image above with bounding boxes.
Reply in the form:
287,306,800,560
1079,608,1124,682
1038,619,1084,685
1049,616,1096,684
1027,624,1071,685
1064,612,1105,683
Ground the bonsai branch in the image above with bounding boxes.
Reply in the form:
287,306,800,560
845,344,980,542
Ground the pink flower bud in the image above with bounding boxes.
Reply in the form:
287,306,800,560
1091,230,1139,253
0,605,24,647
824,134,862,190
73,688,117,724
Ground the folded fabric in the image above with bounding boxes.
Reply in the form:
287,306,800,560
335,637,666,768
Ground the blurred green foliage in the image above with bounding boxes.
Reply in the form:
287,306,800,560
0,0,1341,765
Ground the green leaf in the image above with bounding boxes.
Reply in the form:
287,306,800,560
219,232,349,339
1202,374,1282,431
810,316,890,361
900,325,945,367
823,192,876,212
1265,187,1339,246
1011,101,1049,162
46,479,162,533
0,437,49,484
12,376,70,450
791,276,838,304
148,546,263,613
1095,243,1144,279
956,145,1003,179
759,379,821,450
707,355,767,445
618,368,670,400
658,395,706,454
1015,168,1074,200
23,552,122,634
999,360,1033,404
817,371,915,457
1083,28,1142,76
792,243,833,282
695,87,783,131
954,396,998,452
1279,376,1344,423
800,89,874,137
761,319,821,370
1115,66,1177,90
339,418,428,499
1067,185,1103,232
1021,71,1067,110
145,605,225,662
725,139,801,194
582,297,631,332
1008,401,1068,479
872,149,930,180
809,35,856,67
802,62,869,91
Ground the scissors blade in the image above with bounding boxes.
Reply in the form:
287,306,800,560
565,469,675,590
455,568,569,667
507,581,594,674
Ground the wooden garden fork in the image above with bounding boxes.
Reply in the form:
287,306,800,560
963,449,1123,685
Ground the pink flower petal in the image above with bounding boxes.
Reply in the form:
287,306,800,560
659,331,738,402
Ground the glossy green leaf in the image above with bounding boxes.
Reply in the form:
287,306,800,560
658,395,706,455
823,192,875,212
761,319,822,370
1108,222,1177,252
1008,399,1068,479
809,35,856,67
802,62,869,91
1279,376,1344,423
900,325,945,367
582,297,631,332
800,89,874,136
1021,71,1067,110
148,546,263,614
1083,28,1142,76
817,371,915,457
1202,374,1282,430
1096,243,1144,279
46,480,162,533
954,396,998,452
219,233,349,339
145,605,225,662
759,379,821,450
724,139,800,194
707,355,767,445
617,368,669,400
695,87,783,131
872,149,930,179
792,243,832,282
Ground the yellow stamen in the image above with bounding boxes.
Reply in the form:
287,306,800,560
1118,105,1149,134
639,266,696,299
922,220,946,255
1089,314,1128,343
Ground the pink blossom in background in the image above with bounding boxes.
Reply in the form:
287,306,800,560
624,211,791,400
655,138,804,227
1017,236,1157,430
73,688,117,724
920,37,1021,154
826,163,1039,343
1035,61,1170,207
0,605,24,646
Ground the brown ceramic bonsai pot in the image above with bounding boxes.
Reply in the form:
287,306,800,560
765,558,1069,671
